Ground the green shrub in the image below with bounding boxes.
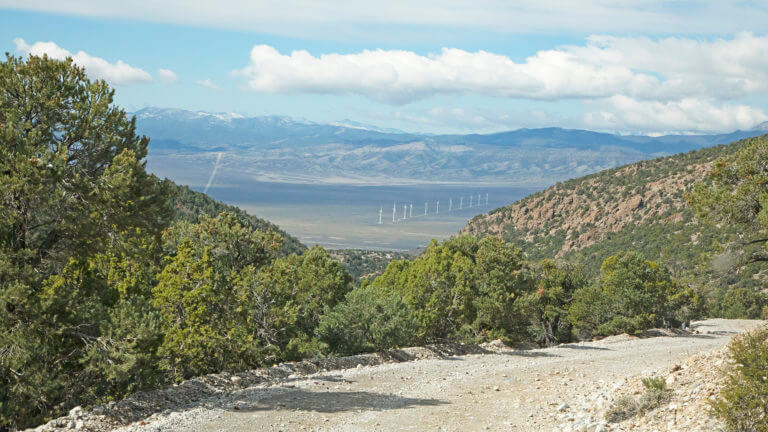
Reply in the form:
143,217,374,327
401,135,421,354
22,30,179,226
641,376,668,392
638,377,672,412
517,260,587,346
720,288,768,319
606,376,671,424
638,388,671,412
364,236,529,343
606,395,639,423
246,246,352,361
711,327,768,432
568,252,697,339
316,286,420,355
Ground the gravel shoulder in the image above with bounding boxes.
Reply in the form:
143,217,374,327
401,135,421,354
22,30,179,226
109,319,763,432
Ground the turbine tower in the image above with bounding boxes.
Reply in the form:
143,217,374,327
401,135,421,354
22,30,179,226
436,200,440,214
486,193,489,205
403,204,407,220
478,193,481,206
410,203,413,218
449,198,452,212
425,201,428,216
392,202,396,222
379,207,383,225
460,196,463,209
469,195,473,208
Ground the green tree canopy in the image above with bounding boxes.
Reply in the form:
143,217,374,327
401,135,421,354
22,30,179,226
568,251,697,338
0,54,172,428
244,246,352,361
153,212,282,379
364,235,528,343
689,135,768,264
0,53,171,278
517,260,587,346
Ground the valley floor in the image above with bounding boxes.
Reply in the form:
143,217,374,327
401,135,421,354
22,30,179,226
106,319,763,432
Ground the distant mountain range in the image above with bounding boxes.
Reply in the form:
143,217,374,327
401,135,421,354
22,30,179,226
136,107,768,187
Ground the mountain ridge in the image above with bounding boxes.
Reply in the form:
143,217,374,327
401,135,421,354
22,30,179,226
137,107,768,187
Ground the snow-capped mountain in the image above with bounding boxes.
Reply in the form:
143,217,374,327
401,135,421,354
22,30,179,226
136,107,768,186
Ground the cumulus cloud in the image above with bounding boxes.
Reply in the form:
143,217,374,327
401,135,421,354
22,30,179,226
583,96,768,134
195,78,219,90
13,38,152,85
234,33,768,105
157,68,179,84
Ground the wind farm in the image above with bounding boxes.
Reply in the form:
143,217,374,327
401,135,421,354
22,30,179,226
382,193,490,224
186,147,521,250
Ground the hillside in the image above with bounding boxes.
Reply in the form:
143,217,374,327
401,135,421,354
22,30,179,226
327,249,411,281
171,184,306,256
462,136,768,286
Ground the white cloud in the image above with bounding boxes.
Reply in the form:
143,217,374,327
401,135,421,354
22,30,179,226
157,68,179,84
1,1,766,40
233,33,768,105
13,38,152,85
195,78,218,90
583,96,768,134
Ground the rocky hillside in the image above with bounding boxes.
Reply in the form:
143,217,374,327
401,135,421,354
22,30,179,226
463,136,767,283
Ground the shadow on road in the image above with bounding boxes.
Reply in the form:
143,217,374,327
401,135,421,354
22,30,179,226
499,350,558,357
637,328,721,339
226,387,448,413
556,344,609,351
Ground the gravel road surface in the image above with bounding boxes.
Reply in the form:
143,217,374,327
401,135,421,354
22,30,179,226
115,319,763,432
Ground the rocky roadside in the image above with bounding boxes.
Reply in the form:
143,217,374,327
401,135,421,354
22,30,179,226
25,343,507,432
554,341,739,431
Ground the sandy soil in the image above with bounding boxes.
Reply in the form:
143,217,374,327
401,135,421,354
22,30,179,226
116,319,763,432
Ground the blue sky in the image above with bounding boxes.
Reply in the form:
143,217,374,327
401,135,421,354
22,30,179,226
2,1,768,135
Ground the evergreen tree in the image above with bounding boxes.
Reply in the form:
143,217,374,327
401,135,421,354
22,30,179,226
568,252,696,338
0,54,172,428
689,135,768,265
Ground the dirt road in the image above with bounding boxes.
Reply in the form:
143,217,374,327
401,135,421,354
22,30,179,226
117,319,763,432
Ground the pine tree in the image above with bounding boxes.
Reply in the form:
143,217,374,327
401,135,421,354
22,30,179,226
0,54,172,428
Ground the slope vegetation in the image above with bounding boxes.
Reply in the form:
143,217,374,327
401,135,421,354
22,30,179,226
171,184,306,256
463,137,767,286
